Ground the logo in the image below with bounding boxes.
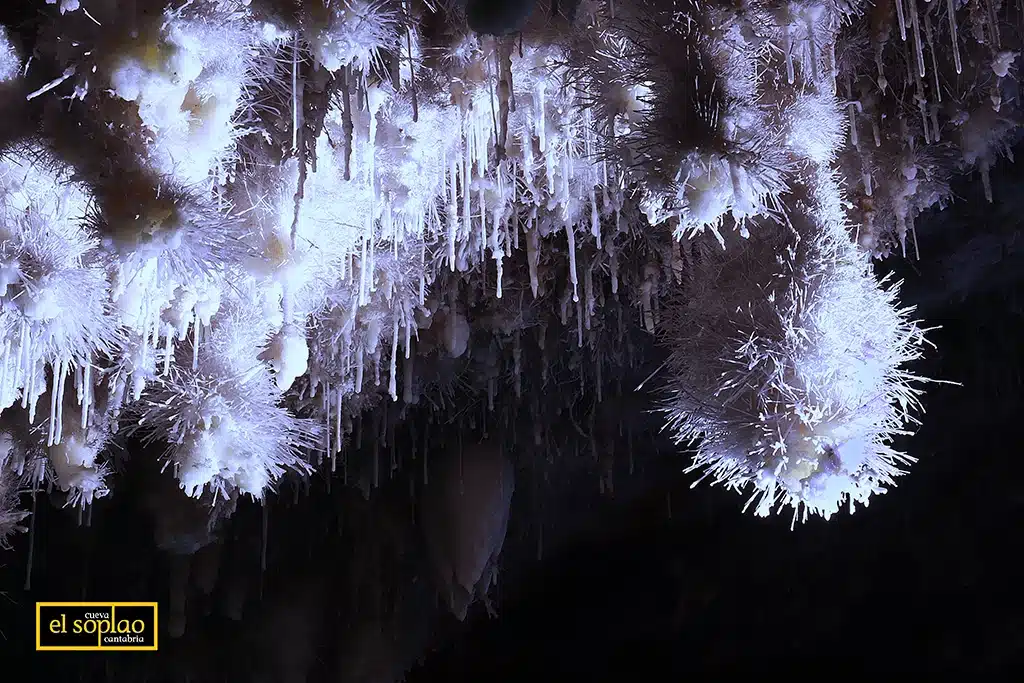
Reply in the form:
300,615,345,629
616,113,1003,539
36,602,158,651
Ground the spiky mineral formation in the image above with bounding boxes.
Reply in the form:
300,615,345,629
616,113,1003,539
0,0,1018,534
661,171,927,523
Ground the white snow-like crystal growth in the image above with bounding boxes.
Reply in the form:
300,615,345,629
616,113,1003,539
306,0,398,73
130,299,319,499
662,172,928,522
103,1,261,185
0,0,1017,522
0,25,19,83
0,147,116,423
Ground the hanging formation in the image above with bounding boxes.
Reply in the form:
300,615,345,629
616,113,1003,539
0,0,1018,542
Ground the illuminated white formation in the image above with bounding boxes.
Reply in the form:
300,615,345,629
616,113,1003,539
0,0,1018,527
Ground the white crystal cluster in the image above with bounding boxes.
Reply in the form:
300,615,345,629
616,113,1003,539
662,171,928,523
0,0,1018,537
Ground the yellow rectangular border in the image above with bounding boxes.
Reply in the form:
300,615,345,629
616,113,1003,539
36,602,159,651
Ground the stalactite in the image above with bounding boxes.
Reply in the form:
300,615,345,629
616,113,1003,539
896,0,908,40
923,6,942,102
340,66,354,181
947,0,962,73
784,23,796,84
389,317,399,401
909,0,925,78
566,221,580,303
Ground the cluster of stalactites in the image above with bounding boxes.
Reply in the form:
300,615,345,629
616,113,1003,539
839,0,1021,258
0,0,1015,521
1,0,648,507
